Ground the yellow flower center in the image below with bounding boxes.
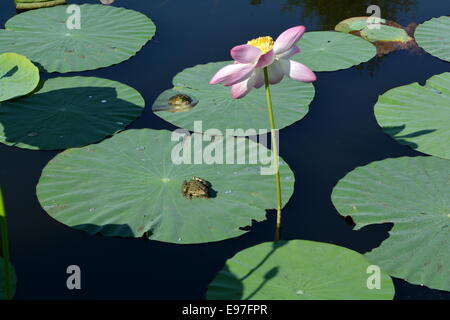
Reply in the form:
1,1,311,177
247,36,274,54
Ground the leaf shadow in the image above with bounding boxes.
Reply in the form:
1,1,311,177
0,86,143,150
382,125,436,150
0,66,18,80
208,241,288,300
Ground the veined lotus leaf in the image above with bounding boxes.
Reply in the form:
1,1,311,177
0,4,156,73
415,16,450,62
374,72,450,159
153,61,315,135
0,258,16,300
332,156,450,292
0,76,145,150
292,31,376,72
335,16,387,33
360,25,412,43
36,129,295,244
0,53,39,102
207,240,395,300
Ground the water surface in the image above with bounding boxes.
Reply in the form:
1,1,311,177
1,0,449,299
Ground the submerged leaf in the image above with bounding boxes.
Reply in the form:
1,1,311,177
0,258,16,300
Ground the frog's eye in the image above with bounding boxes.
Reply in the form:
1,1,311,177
152,89,199,113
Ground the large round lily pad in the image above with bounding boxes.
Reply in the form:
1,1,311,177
292,31,376,72
374,72,450,159
0,53,39,102
0,76,145,150
207,240,395,300
0,4,156,73
331,156,450,292
415,16,450,62
0,258,16,300
36,129,295,244
153,61,315,135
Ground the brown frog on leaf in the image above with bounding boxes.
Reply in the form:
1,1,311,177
182,177,211,200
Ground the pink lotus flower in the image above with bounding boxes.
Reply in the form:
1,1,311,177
209,26,316,99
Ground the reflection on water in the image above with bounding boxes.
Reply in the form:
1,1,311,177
252,0,417,31
251,0,420,75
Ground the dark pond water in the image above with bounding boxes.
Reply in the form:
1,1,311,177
1,0,449,299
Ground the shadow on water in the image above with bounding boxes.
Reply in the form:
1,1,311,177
0,86,143,150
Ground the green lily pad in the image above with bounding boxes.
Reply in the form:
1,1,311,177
415,16,450,62
0,4,156,73
331,156,450,292
36,129,295,244
207,240,395,300
360,25,412,43
292,31,376,72
335,16,387,33
374,72,450,159
0,53,39,102
0,76,145,150
0,258,16,300
153,61,315,135
15,0,66,10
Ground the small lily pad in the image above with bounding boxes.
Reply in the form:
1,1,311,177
360,25,412,43
15,0,66,10
335,17,416,56
0,76,145,150
0,53,39,102
36,129,295,244
292,31,376,72
335,17,412,43
415,16,450,62
374,72,450,159
335,16,387,33
332,156,450,292
153,61,315,135
0,258,16,300
207,240,395,300
0,4,156,73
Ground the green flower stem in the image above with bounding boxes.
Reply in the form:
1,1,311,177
0,188,12,300
263,67,282,241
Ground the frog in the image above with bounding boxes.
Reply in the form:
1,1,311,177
182,176,211,200
167,94,194,113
